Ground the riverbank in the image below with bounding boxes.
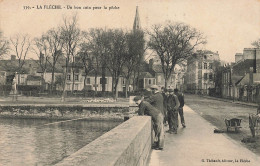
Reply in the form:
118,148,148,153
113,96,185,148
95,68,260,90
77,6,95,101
0,104,130,120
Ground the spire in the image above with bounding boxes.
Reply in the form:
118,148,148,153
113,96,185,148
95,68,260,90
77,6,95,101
133,6,141,31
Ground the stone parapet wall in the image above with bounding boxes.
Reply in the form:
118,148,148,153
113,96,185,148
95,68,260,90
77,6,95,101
55,116,152,166
0,104,129,120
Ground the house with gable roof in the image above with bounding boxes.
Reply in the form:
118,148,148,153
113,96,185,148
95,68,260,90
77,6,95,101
222,48,260,102
137,58,177,90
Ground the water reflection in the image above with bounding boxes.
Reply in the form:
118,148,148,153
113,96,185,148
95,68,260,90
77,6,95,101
0,118,121,166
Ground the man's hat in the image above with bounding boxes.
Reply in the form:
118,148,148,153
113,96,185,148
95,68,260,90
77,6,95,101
167,88,174,92
133,96,142,102
149,85,160,90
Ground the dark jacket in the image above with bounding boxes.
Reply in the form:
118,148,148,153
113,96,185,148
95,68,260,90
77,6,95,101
138,101,162,122
167,94,180,111
145,92,164,115
176,92,184,108
162,92,168,112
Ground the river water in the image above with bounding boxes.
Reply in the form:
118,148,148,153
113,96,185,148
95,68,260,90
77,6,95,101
0,118,122,166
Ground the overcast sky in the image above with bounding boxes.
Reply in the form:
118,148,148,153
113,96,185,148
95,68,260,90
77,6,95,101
1,0,260,62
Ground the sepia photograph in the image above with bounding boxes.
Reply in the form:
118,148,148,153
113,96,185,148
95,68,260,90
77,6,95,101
0,0,260,165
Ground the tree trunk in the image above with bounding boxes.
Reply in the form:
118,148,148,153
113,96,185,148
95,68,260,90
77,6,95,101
164,75,169,89
115,79,119,100
41,72,45,92
83,74,87,97
72,69,75,92
125,78,129,98
51,67,55,93
94,73,97,97
84,75,87,90
133,70,136,91
17,73,21,85
115,86,118,100
111,76,114,94
135,69,140,91
61,58,69,102
132,78,136,91
102,64,106,94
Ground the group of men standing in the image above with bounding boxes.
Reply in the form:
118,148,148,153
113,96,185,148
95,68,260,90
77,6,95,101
133,85,185,150
164,87,186,134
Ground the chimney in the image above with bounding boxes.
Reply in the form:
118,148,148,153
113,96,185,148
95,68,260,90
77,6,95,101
149,59,153,70
235,53,243,63
11,55,16,61
249,67,253,85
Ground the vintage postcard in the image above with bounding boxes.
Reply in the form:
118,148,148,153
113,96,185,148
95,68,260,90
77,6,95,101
0,0,260,165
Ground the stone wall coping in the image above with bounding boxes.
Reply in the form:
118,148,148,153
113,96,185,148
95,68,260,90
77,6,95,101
55,116,151,166
0,104,129,108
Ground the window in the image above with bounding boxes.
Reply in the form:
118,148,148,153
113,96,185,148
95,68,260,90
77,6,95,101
66,84,70,90
145,79,148,84
75,75,79,81
21,76,25,84
67,75,71,81
209,63,213,69
75,84,78,90
204,73,207,79
149,79,152,85
204,63,207,69
204,83,207,89
100,78,107,84
198,62,202,69
86,78,90,84
209,73,213,80
122,79,125,85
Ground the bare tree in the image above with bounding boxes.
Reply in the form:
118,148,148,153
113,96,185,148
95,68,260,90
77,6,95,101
60,14,81,101
148,21,206,88
106,29,128,99
44,28,64,92
0,31,9,59
123,30,145,97
78,36,94,92
86,28,110,95
252,38,260,48
32,35,50,91
10,34,31,84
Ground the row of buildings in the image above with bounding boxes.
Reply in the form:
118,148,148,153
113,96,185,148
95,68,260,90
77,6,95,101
184,47,260,103
0,55,179,93
222,48,260,102
2,44,258,102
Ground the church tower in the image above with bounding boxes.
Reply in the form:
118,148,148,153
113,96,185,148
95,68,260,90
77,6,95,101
133,6,141,31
